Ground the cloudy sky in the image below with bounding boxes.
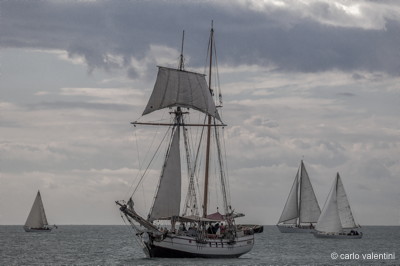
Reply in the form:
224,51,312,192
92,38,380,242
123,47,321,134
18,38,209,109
1,0,399,225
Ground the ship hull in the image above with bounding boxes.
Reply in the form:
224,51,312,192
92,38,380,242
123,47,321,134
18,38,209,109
23,226,52,232
313,231,362,239
143,233,254,258
277,224,315,233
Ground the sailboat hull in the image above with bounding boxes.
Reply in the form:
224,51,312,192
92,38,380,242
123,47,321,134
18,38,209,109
277,224,315,233
23,226,52,232
313,231,362,239
143,234,254,258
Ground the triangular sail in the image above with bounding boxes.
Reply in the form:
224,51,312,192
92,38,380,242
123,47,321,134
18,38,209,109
143,67,221,121
315,176,342,233
278,169,299,223
299,161,321,223
148,126,181,221
336,173,357,229
25,191,48,228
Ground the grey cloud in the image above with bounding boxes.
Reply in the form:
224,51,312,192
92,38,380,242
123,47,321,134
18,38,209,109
2,0,400,77
337,92,356,97
352,73,366,80
25,101,133,112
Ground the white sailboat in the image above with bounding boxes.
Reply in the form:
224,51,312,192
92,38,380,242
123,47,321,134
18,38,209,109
116,24,254,258
313,173,362,239
277,160,321,233
24,190,52,232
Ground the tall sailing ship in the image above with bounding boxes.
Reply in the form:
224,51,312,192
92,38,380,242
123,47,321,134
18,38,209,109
277,160,321,233
116,24,254,258
314,173,362,239
24,190,52,232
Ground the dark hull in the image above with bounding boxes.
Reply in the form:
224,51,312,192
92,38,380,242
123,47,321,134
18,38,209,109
148,244,244,258
253,225,264,233
24,226,52,232
142,233,254,258
313,231,363,239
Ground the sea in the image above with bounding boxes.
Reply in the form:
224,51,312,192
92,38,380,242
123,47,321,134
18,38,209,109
0,225,399,266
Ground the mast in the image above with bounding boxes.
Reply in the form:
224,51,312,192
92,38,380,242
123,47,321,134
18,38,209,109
203,21,214,218
297,160,302,226
179,30,185,71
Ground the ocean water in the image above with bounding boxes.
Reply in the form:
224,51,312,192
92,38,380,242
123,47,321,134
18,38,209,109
0,225,399,265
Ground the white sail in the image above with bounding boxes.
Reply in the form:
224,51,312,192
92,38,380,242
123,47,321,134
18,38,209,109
25,191,49,228
148,126,181,221
336,173,357,229
278,169,299,223
143,67,221,121
299,161,321,223
315,176,342,233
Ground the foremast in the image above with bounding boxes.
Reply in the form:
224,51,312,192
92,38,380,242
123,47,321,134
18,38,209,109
203,23,214,218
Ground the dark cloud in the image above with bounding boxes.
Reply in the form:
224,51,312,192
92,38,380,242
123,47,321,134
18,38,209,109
26,101,133,112
337,92,356,97
352,73,366,80
1,0,400,77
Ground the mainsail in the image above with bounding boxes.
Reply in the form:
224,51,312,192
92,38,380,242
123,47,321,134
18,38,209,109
278,169,299,223
143,67,221,121
316,173,358,233
25,191,49,228
148,126,181,221
315,176,342,233
278,161,321,224
299,163,321,223
336,173,357,229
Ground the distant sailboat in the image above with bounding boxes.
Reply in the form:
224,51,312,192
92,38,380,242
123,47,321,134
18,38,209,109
277,160,321,233
24,190,52,232
313,173,362,239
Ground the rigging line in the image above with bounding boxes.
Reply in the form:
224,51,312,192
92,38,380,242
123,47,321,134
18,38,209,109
211,124,222,213
131,125,172,197
182,122,196,216
214,118,229,213
122,214,148,250
123,127,155,200
193,114,207,208
203,26,212,76
213,139,220,213
123,129,142,200
211,31,222,106
126,110,169,200
221,126,231,207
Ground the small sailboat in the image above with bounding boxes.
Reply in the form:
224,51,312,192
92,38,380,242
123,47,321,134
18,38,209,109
313,173,362,239
116,23,254,258
24,190,52,232
277,160,321,233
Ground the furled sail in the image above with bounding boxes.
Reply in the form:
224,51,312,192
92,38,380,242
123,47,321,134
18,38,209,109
299,161,321,223
143,67,221,121
336,173,357,229
278,169,299,223
315,176,342,233
25,191,49,228
148,126,181,221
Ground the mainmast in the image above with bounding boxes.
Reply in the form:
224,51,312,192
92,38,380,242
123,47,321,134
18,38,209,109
297,161,302,226
203,21,214,218
179,30,185,71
